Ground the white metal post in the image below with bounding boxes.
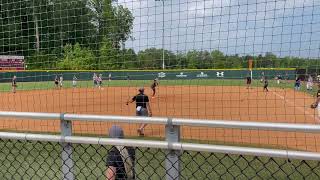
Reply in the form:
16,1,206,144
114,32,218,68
165,118,180,180
60,113,74,180
162,0,165,69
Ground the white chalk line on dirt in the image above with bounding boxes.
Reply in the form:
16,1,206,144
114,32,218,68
272,91,320,123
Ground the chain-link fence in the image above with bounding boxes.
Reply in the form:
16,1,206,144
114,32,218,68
1,138,320,180
1,112,320,179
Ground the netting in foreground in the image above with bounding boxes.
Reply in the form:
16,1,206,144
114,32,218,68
0,139,320,180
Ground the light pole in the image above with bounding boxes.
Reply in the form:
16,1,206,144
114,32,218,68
156,0,165,69
162,0,165,70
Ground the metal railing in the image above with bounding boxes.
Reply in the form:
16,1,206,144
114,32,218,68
1,111,320,132
0,111,320,180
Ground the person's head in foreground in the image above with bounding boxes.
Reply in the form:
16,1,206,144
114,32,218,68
106,125,135,180
138,87,144,94
109,125,124,139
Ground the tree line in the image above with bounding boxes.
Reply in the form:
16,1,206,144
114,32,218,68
0,0,318,70
0,0,134,69
40,45,320,70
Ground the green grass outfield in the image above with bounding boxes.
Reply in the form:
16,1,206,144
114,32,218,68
0,139,319,179
0,79,317,96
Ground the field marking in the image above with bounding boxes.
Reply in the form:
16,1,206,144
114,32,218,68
272,91,320,123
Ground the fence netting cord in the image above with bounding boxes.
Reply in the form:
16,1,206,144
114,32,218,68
1,139,320,180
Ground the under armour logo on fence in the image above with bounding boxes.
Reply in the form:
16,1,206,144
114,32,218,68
158,72,166,78
216,72,224,77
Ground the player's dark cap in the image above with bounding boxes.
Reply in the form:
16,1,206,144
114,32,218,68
138,87,144,92
109,125,124,139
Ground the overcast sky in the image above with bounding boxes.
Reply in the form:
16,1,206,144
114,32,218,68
113,0,320,58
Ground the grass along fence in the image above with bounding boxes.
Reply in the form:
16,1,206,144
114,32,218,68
0,79,312,93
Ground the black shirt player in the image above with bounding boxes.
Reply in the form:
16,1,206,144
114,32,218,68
263,78,269,92
54,75,59,88
246,74,252,89
127,87,152,136
151,79,159,98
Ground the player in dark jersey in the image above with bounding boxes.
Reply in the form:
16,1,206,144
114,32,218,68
246,74,252,89
126,87,152,136
311,84,320,109
294,77,301,91
12,76,17,93
54,75,59,88
150,79,159,98
263,78,269,92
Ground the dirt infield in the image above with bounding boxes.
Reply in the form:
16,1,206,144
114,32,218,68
0,86,320,152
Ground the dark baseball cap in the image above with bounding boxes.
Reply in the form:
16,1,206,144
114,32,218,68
109,125,124,138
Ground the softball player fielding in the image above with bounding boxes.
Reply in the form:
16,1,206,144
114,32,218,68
126,87,152,136
72,75,77,88
12,76,17,93
151,79,159,98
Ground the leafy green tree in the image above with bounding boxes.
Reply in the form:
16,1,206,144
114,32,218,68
211,50,225,68
176,52,187,69
137,48,176,69
185,50,198,69
89,0,134,49
99,37,119,69
187,50,213,69
0,0,32,56
265,52,277,68
225,55,241,68
120,48,138,69
57,43,96,70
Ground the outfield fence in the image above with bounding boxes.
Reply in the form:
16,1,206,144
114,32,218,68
0,69,296,82
0,111,320,179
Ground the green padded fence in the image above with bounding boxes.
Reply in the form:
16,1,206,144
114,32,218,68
0,69,296,82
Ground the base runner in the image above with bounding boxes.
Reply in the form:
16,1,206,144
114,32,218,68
126,87,152,136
